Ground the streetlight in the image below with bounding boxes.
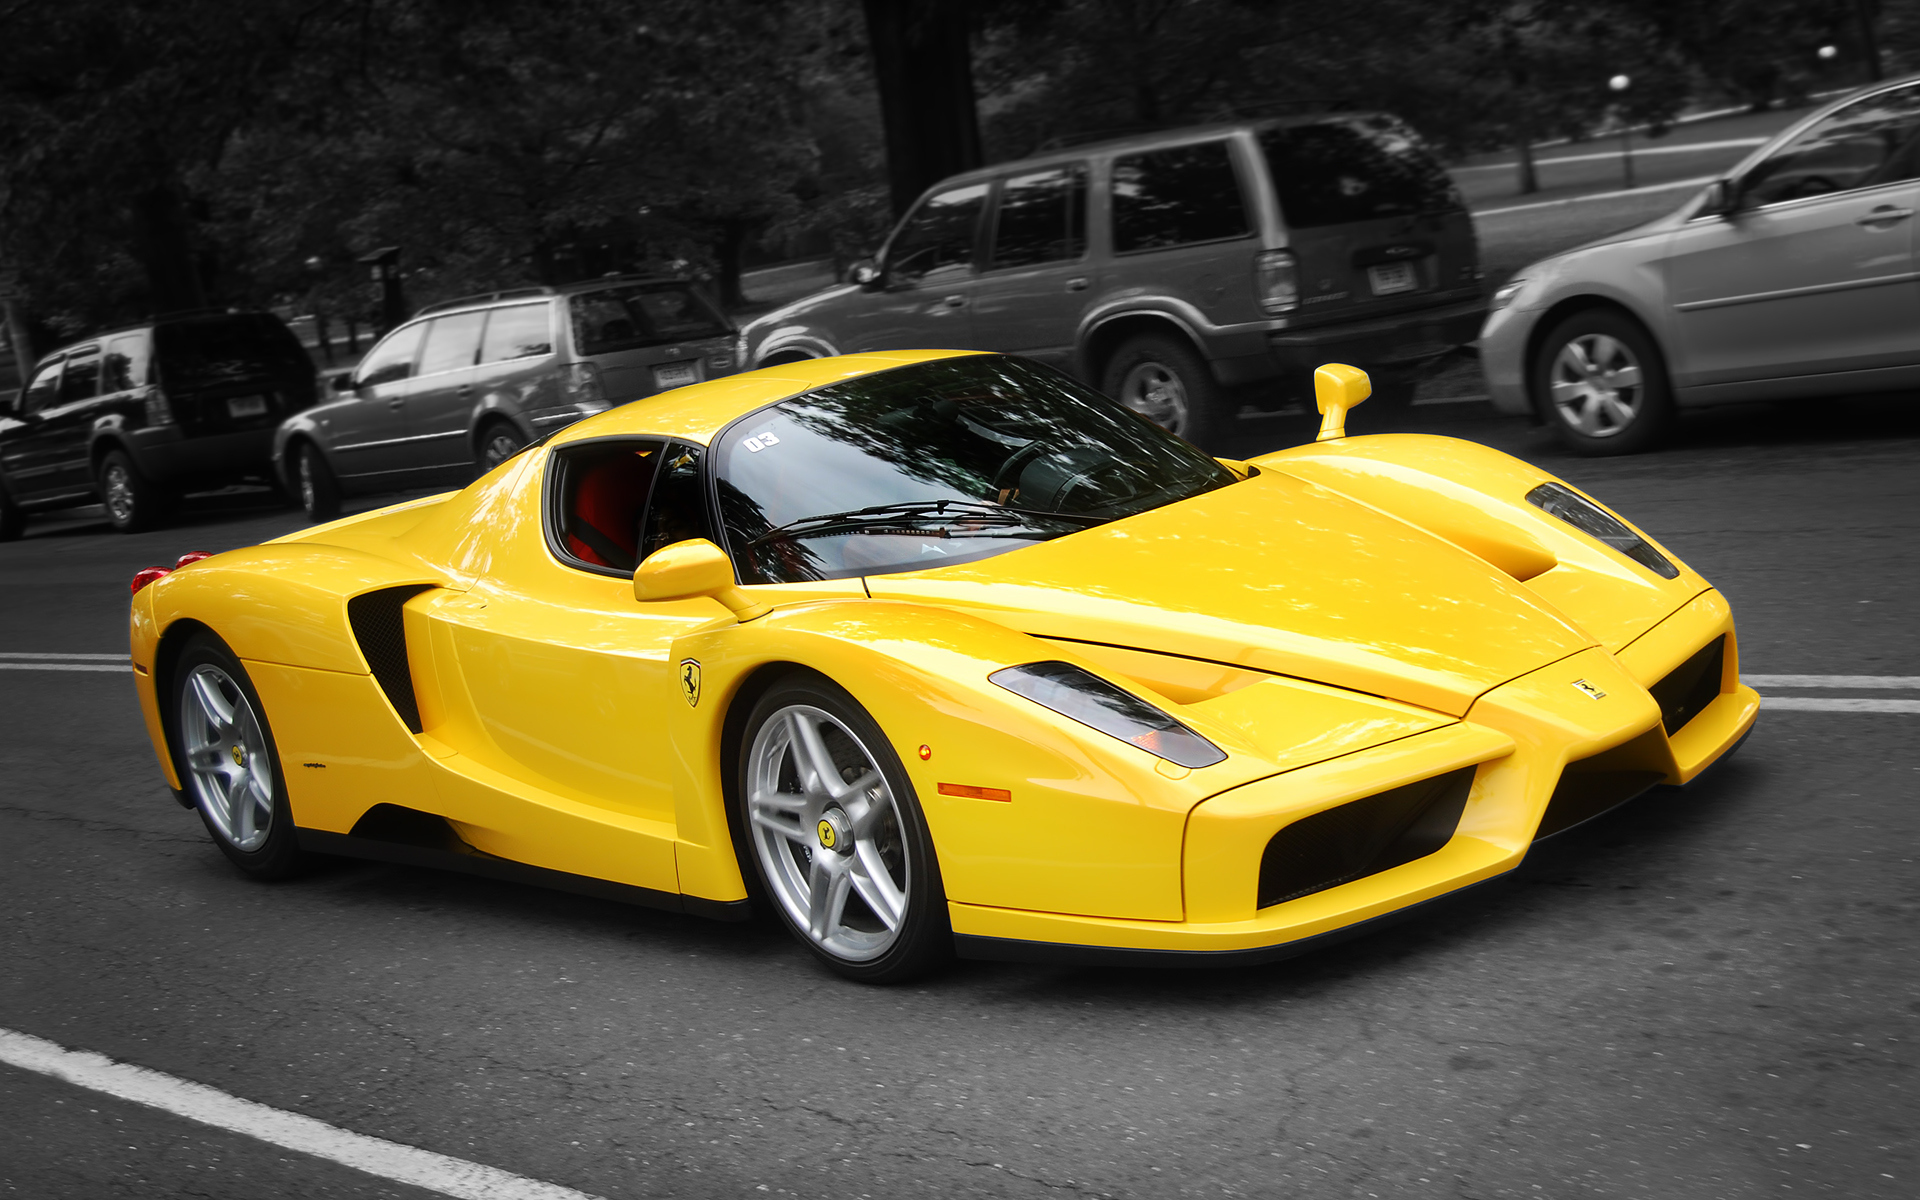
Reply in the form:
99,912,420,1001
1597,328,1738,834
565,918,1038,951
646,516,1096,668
1609,74,1635,190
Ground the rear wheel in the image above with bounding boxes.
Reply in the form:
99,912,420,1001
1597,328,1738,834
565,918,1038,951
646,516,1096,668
168,632,305,879
0,488,24,541
474,419,527,474
737,674,949,983
1102,333,1227,450
294,442,341,522
1533,309,1674,456
97,448,166,532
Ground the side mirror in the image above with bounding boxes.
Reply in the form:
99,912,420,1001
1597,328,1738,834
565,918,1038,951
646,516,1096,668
329,372,356,393
1313,363,1371,442
849,259,882,289
632,537,769,621
1697,178,1738,219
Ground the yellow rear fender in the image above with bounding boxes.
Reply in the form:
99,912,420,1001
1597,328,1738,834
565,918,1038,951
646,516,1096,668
1253,434,1708,651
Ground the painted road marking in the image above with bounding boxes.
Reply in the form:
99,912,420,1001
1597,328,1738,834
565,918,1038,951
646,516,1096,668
0,663,126,672
1475,174,1718,218
0,651,127,673
0,651,126,660
0,1026,606,1200
1748,674,1920,689
1762,698,1920,714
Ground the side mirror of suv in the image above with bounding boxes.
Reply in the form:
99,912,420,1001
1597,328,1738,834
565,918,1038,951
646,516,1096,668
329,372,356,393
849,259,882,289
1696,178,1738,220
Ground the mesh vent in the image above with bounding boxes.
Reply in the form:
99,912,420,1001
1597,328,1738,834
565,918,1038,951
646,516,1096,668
1649,635,1725,735
346,585,434,733
1257,767,1475,909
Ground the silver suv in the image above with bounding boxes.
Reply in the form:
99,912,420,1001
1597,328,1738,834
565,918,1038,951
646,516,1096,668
277,276,737,519
742,113,1485,447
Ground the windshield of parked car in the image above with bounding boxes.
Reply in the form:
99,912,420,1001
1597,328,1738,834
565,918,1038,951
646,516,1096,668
1259,115,1463,228
713,354,1236,584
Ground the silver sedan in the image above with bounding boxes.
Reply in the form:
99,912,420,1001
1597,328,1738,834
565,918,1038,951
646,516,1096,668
1481,75,1920,454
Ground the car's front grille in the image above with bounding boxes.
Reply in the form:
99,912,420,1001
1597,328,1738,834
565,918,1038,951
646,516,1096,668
1650,635,1726,735
1257,767,1475,909
1534,725,1669,840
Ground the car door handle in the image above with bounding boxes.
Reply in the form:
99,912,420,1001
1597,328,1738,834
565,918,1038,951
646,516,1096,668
387,398,405,410
456,384,474,397
1065,277,1089,291
1856,206,1914,226
940,295,966,308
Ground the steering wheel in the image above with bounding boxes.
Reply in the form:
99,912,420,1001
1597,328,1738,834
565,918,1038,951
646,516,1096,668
992,440,1060,497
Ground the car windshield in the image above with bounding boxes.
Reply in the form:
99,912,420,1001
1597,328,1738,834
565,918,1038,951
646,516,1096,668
1259,115,1463,228
713,355,1236,584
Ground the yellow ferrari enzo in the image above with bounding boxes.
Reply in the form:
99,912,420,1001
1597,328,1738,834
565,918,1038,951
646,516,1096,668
129,351,1757,982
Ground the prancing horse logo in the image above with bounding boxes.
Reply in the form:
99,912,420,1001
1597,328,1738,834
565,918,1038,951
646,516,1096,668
680,659,702,707
1571,678,1607,700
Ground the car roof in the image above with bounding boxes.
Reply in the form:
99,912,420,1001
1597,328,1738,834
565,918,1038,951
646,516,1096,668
33,309,278,364
937,110,1382,181
548,349,986,448
413,274,696,318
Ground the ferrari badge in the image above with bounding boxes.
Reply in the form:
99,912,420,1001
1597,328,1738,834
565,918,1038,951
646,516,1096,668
1571,678,1607,700
231,745,246,767
817,818,837,850
680,659,701,707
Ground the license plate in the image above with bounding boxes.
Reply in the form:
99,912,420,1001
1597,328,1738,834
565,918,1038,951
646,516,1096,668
1367,262,1418,295
227,395,268,418
652,361,698,390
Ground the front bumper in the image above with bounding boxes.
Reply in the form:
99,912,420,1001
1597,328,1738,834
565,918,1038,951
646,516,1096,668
951,594,1758,964
1478,303,1538,416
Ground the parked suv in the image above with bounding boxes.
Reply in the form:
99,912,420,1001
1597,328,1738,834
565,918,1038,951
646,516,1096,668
0,310,316,537
742,112,1485,447
278,276,737,520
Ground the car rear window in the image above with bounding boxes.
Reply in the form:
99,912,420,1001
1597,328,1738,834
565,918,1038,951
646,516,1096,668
1110,141,1250,253
1258,116,1463,229
154,315,312,392
569,285,730,356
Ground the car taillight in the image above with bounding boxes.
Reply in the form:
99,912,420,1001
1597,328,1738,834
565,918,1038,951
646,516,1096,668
131,567,170,594
143,387,175,427
1254,250,1299,314
562,362,609,412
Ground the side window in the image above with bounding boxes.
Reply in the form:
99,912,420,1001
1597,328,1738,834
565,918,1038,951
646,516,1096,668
102,334,151,393
417,311,487,377
1744,85,1920,206
57,349,102,403
20,360,63,415
480,303,553,364
639,442,710,561
990,165,1089,269
885,182,988,283
1111,141,1250,253
551,440,665,573
355,322,427,387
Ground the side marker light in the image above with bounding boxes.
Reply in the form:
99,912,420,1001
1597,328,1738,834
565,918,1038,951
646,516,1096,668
917,744,932,761
938,783,1011,803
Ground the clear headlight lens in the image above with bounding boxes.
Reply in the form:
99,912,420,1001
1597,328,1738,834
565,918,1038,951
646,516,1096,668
1527,482,1678,578
1489,277,1529,310
989,661,1228,769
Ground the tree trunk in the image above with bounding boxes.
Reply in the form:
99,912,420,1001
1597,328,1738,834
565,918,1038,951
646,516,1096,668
713,218,752,311
862,0,982,219
129,180,207,314
1514,135,1539,195
1855,0,1883,82
2,296,33,375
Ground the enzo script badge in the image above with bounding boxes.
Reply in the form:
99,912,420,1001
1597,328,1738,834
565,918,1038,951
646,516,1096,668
680,658,702,707
1571,678,1607,700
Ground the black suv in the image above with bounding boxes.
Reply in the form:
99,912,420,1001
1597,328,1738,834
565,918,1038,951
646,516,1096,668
0,311,316,536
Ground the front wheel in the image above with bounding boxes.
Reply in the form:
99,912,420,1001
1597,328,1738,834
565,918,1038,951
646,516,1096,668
294,442,341,522
168,633,305,879
1102,334,1227,450
1532,310,1675,456
474,419,527,475
737,674,950,983
97,448,166,532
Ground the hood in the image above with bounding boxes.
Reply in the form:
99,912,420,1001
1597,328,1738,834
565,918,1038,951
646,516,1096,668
742,283,863,336
866,471,1593,717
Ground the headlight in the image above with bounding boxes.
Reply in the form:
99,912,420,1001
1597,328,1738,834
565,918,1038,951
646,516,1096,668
1490,277,1529,310
1527,482,1678,578
989,661,1228,768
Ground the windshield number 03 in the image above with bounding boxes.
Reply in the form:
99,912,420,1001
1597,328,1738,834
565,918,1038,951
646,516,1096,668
742,432,781,453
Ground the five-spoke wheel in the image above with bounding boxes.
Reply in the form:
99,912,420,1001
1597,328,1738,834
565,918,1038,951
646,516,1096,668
1533,309,1673,455
1102,333,1225,449
169,634,304,877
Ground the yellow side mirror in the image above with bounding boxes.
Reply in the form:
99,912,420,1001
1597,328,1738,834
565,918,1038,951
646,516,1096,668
633,538,769,621
1313,363,1372,442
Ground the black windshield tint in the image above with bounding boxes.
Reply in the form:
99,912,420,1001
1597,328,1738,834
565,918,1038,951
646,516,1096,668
1259,116,1462,229
154,315,311,392
714,355,1235,584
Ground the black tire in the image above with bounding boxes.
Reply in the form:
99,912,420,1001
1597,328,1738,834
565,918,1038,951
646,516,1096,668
166,632,306,879
293,442,341,522
1532,308,1675,456
96,448,167,533
474,419,527,475
0,487,24,541
1101,333,1228,451
1360,375,1419,423
734,673,950,983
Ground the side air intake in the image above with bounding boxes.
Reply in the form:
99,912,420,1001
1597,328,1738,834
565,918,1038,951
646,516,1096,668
1258,767,1475,909
346,585,434,733
1649,635,1725,735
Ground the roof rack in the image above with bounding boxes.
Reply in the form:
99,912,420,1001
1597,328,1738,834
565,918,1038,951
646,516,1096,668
1033,125,1175,152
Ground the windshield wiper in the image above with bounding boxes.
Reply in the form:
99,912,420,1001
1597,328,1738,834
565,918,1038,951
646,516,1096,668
745,498,1105,547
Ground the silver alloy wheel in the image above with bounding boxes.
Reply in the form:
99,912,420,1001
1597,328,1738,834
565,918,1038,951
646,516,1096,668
297,451,318,510
481,428,523,469
745,704,909,962
1549,333,1645,438
102,460,136,524
178,664,276,852
1117,360,1190,433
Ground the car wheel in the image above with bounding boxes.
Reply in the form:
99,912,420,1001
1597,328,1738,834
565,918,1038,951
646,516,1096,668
737,674,950,983
0,488,24,541
294,443,341,522
1533,310,1674,456
1102,334,1227,450
475,420,527,474
96,448,166,532
168,632,305,879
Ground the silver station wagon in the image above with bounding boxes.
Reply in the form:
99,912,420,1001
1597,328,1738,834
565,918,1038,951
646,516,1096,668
277,276,737,519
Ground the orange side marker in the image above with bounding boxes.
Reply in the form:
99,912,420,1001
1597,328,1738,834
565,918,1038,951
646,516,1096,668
937,783,1012,803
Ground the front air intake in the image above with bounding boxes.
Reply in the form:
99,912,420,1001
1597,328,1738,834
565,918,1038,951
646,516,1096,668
1650,635,1725,735
346,585,434,733
1257,767,1475,909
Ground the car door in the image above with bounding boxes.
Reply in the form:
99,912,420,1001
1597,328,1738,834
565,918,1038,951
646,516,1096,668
37,347,107,496
400,309,486,472
328,320,427,483
968,163,1093,372
1663,83,1920,387
0,357,70,501
844,180,987,352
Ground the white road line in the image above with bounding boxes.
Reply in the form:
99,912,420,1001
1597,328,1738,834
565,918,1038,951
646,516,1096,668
1475,175,1717,219
0,651,127,661
1748,674,1920,689
1452,137,1768,173
1763,697,1920,714
0,663,126,673
0,1027,606,1200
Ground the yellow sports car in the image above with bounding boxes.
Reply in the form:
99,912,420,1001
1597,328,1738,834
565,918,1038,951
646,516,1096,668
129,351,1758,982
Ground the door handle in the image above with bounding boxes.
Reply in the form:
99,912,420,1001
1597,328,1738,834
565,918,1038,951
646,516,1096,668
1855,206,1914,226
387,398,405,409
456,384,474,396
1065,277,1089,292
941,295,966,308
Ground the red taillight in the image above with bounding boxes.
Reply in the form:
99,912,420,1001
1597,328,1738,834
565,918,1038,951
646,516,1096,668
131,567,171,595
175,551,213,568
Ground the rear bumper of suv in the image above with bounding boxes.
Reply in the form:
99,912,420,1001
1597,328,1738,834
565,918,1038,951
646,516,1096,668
1256,295,1488,380
126,426,277,485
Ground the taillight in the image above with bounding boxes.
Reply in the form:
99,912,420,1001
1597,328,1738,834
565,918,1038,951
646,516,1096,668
175,551,213,567
143,387,175,427
562,362,608,412
131,567,170,594
1254,250,1299,314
